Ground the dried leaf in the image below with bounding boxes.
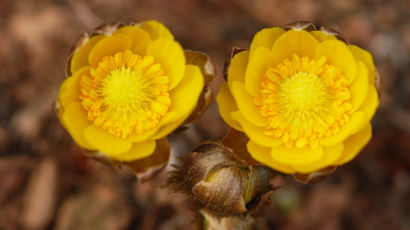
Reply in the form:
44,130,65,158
21,158,57,230
54,184,133,230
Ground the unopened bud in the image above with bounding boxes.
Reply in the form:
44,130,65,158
168,142,276,215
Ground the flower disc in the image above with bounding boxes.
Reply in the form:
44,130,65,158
79,50,171,138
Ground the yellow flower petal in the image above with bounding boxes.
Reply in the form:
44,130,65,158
245,47,276,96
271,144,324,166
349,45,376,84
231,81,267,126
130,111,177,142
62,103,94,150
58,77,78,108
350,61,369,111
292,142,344,173
88,34,132,67
59,67,90,107
125,138,170,176
129,127,162,143
249,27,286,56
227,51,249,89
320,111,365,146
114,26,152,55
359,86,379,121
70,35,103,74
168,64,204,121
231,111,281,147
310,31,336,42
139,20,174,40
111,140,156,162
271,29,319,63
216,82,242,131
151,114,185,140
316,40,357,84
247,140,295,173
146,39,185,90
84,125,132,155
336,123,372,164
151,65,204,139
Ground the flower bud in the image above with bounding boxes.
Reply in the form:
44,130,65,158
199,208,255,230
168,142,276,215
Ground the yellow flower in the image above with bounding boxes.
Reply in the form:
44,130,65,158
217,22,379,174
57,21,212,162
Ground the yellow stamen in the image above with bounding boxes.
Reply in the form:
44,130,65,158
79,50,171,138
255,54,352,149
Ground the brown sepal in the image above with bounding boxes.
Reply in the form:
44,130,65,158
66,32,89,77
283,21,317,32
184,86,212,125
199,209,255,230
375,70,383,99
244,166,277,214
293,166,337,184
66,21,125,77
282,21,349,44
172,125,190,134
184,50,215,85
319,26,349,44
193,141,227,153
223,47,247,81
246,191,274,215
91,21,124,37
126,138,170,183
183,50,215,125
82,148,118,167
222,129,261,166
81,138,170,183
52,99,60,118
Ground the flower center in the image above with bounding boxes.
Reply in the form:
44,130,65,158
254,54,352,149
79,50,171,138
278,72,329,111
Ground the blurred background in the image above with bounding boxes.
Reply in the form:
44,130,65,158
0,0,409,229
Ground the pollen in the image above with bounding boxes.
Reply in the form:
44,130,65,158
79,50,171,138
254,54,352,149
